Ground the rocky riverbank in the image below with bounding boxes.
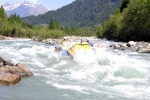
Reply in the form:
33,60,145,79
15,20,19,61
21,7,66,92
0,57,33,85
0,36,12,40
110,41,150,53
32,36,150,53
1,35,150,53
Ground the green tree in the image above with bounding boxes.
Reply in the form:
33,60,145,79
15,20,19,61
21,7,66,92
121,0,150,41
8,14,22,23
55,21,59,29
0,5,8,35
49,18,56,29
100,0,150,42
22,0,121,28
65,26,71,35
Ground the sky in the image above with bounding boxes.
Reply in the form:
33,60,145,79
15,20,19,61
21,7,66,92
0,0,75,10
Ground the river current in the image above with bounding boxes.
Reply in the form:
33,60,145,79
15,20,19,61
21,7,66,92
0,38,150,100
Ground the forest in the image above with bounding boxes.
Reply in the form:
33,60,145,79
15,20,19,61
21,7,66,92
22,0,121,27
0,5,97,39
97,0,150,42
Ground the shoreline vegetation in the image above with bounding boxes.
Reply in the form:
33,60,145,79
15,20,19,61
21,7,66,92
0,4,96,40
97,0,150,42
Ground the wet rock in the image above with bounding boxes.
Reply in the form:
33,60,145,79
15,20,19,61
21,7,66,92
0,64,33,77
110,44,127,50
0,56,33,85
110,41,150,53
137,46,150,53
42,38,56,45
16,63,33,77
127,41,136,47
0,73,21,85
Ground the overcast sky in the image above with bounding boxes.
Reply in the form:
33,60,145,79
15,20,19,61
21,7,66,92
0,0,75,10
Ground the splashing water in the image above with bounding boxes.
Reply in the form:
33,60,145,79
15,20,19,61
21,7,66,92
0,38,150,100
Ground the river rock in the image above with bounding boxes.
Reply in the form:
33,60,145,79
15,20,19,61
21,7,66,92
16,63,33,77
110,44,127,50
0,73,21,85
0,36,12,40
0,56,33,85
127,41,136,47
110,41,150,53
42,38,56,45
137,46,150,53
0,64,33,77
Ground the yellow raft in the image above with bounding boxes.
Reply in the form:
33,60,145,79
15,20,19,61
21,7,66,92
68,42,91,54
75,42,91,50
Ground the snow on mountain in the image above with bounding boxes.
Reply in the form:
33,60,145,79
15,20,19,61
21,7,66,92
1,1,48,17
0,3,10,7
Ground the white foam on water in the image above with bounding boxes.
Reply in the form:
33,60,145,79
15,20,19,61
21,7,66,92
31,59,46,68
19,45,50,56
71,70,88,80
53,83,84,91
70,63,106,82
1,39,150,100
73,50,98,64
19,48,37,56
52,83,103,94
0,46,26,64
69,47,149,84
45,68,59,73
111,85,150,99
52,83,90,94
53,60,67,68
49,51,61,59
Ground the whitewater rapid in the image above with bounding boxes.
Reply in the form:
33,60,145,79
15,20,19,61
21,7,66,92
0,38,150,100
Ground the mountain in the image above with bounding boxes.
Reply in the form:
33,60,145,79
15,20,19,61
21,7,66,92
22,0,121,27
1,1,48,17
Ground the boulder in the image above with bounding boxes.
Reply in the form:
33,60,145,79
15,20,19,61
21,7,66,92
110,44,127,50
0,56,33,85
110,41,150,53
16,63,33,77
0,36,12,40
137,46,150,53
127,41,136,47
0,64,33,77
0,73,21,85
42,38,57,45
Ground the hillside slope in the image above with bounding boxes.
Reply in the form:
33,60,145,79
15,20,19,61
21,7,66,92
22,0,121,27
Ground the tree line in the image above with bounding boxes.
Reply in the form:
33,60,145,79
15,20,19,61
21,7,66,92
0,5,96,39
97,0,150,42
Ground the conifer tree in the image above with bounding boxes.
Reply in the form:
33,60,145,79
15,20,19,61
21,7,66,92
49,18,56,29
0,5,8,34
55,21,59,29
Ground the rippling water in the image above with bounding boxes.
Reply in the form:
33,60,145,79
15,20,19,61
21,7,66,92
0,38,150,100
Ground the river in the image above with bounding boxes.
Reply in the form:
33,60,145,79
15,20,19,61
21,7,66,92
0,38,150,100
